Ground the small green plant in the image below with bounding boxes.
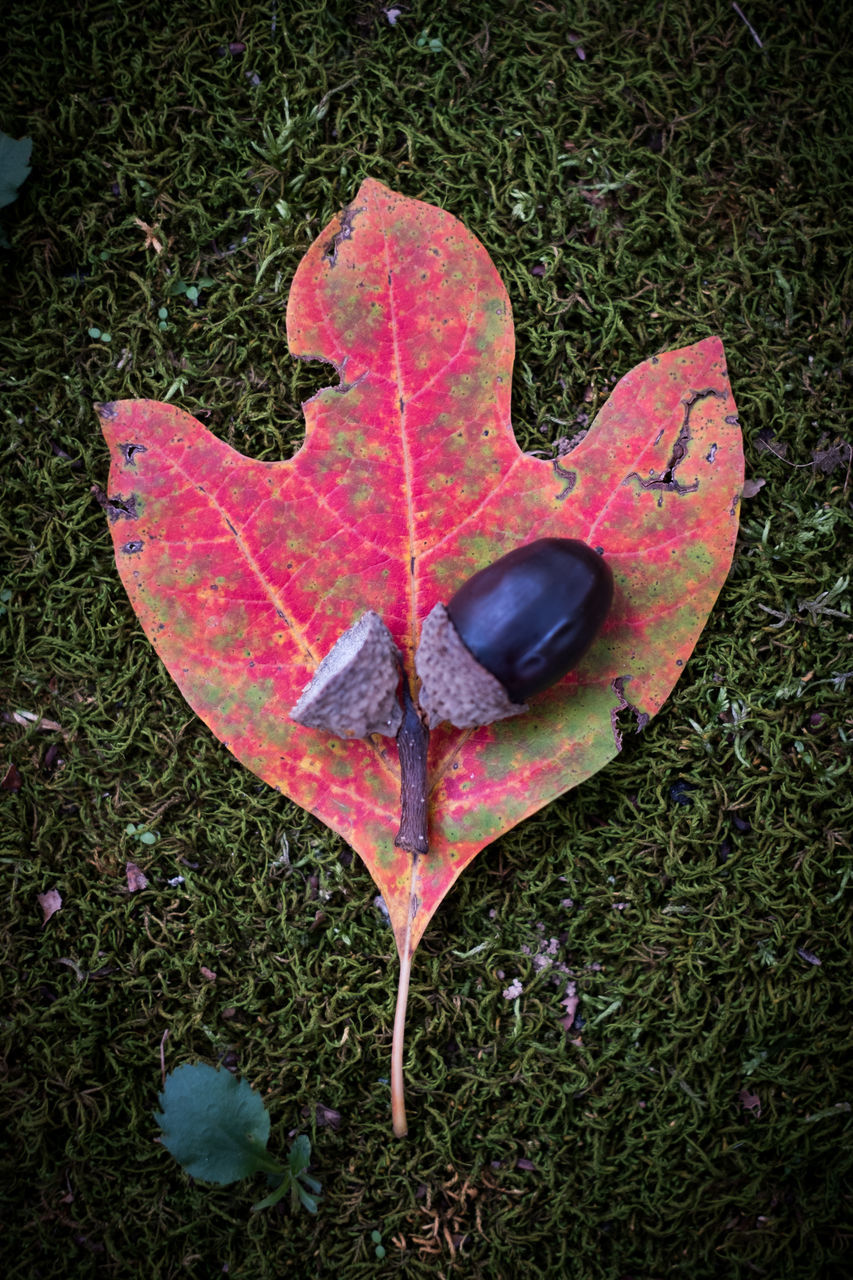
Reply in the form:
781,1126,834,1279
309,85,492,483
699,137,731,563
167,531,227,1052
87,326,112,343
0,132,32,247
155,1062,321,1213
167,276,214,304
126,822,157,845
371,1229,386,1260
509,188,537,222
415,28,443,52
742,1047,768,1076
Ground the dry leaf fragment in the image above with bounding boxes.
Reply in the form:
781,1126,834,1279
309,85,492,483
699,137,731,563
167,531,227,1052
811,437,852,475
4,709,65,734
738,1087,761,1116
741,477,766,498
133,217,164,254
200,965,217,982
755,427,787,459
1,763,22,792
302,1103,342,1129
559,982,579,1030
125,861,148,892
38,888,62,924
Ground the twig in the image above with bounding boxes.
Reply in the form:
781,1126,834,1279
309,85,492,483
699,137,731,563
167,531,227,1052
395,678,429,854
732,3,763,48
758,440,815,469
159,1028,169,1087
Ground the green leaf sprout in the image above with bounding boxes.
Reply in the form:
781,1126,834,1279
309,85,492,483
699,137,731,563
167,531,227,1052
0,133,32,210
155,1062,321,1213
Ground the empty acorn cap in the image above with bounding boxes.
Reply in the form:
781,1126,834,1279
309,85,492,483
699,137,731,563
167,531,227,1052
290,611,404,738
415,602,528,730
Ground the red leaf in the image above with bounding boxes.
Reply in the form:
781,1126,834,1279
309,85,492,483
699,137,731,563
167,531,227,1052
97,179,742,1127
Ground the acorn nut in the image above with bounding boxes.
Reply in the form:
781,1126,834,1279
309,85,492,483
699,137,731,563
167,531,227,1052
416,537,613,730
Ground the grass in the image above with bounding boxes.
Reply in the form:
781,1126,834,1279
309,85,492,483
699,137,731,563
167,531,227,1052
1,0,851,1276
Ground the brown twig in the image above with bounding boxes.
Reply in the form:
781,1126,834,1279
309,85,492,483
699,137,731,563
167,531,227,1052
395,677,429,854
159,1028,170,1087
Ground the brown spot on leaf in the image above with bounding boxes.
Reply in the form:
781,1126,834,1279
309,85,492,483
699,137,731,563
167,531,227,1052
625,387,725,498
119,442,148,467
91,486,138,522
610,676,650,750
324,200,364,266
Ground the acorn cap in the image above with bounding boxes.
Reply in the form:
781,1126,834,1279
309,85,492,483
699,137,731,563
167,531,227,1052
415,602,528,730
290,611,403,739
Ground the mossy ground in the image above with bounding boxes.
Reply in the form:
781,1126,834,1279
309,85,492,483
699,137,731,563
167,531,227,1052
1,1,851,1276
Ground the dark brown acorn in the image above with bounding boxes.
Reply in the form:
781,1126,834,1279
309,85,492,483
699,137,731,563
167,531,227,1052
449,537,614,701
417,538,613,729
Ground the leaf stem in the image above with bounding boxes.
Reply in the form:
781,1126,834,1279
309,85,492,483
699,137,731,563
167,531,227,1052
391,672,429,1137
391,888,415,1138
247,1147,289,1176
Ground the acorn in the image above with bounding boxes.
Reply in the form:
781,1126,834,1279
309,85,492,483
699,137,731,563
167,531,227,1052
416,537,613,729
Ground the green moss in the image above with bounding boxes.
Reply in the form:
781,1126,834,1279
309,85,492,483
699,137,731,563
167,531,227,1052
1,1,851,1277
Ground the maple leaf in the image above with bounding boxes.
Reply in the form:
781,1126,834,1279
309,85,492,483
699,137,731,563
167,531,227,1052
97,179,743,1134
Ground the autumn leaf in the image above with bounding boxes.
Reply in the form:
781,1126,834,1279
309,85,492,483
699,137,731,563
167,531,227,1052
97,178,743,1132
